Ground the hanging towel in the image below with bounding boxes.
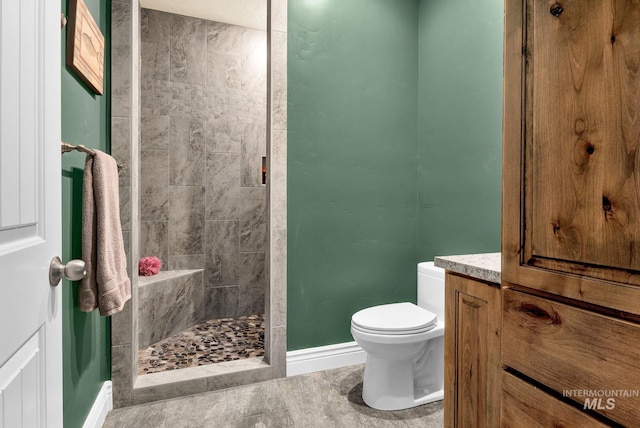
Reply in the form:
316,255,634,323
79,150,131,316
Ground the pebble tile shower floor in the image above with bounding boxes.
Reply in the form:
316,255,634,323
138,315,265,375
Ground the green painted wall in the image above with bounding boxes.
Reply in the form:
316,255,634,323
417,0,503,261
288,0,420,350
288,0,503,351
61,0,111,427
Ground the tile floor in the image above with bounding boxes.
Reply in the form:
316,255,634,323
103,365,444,427
138,315,265,375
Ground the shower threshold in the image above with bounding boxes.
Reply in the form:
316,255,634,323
138,314,265,375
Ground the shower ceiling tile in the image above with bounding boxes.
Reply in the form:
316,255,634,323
140,0,266,31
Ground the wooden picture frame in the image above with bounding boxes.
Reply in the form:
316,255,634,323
66,0,104,95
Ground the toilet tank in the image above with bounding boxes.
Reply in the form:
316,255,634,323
417,262,445,323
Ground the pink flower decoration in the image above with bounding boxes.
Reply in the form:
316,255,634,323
139,256,161,276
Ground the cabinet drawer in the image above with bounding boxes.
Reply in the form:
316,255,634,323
503,289,640,427
501,372,608,427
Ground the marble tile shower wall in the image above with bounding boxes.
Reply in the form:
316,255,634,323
139,9,267,319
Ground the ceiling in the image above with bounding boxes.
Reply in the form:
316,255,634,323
139,0,267,30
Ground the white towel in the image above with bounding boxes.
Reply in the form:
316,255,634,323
79,150,131,316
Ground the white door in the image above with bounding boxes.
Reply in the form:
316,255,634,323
0,0,62,427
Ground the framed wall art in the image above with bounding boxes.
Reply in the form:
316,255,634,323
66,0,104,95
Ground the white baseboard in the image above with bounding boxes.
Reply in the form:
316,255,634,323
286,341,366,377
83,381,113,428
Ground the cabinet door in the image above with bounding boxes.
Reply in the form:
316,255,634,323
503,0,640,314
444,273,501,428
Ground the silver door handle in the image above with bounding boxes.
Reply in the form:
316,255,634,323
49,257,86,286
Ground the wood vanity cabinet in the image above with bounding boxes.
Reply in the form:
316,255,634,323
444,272,501,428
502,0,640,426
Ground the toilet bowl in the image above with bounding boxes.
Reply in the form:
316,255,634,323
350,262,445,411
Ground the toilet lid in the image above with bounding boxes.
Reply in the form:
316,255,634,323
351,302,437,334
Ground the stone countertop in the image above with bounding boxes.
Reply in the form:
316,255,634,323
434,252,501,284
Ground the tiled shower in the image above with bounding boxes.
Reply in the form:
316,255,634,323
110,0,287,406
139,9,267,327
134,8,267,373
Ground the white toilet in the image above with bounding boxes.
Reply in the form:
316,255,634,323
350,262,445,411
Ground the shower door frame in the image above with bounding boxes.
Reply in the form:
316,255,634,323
109,0,288,407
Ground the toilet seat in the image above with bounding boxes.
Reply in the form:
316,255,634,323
351,302,437,335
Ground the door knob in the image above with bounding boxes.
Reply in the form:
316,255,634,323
49,257,87,286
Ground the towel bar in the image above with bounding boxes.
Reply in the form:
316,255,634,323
61,141,96,156
61,141,123,169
